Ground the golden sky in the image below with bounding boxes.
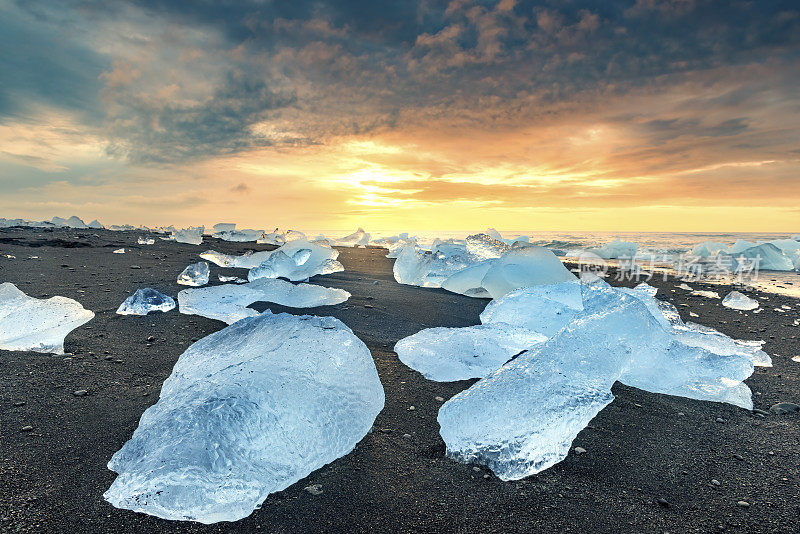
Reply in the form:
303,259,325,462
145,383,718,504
1,0,798,232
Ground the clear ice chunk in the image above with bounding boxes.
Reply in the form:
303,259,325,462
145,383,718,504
113,248,125,254
465,233,509,260
137,236,155,245
178,279,350,324
586,238,638,259
103,312,384,523
170,227,204,245
177,262,210,287
438,281,762,481
335,228,371,247
0,282,94,354
480,246,577,299
117,289,176,315
722,291,759,311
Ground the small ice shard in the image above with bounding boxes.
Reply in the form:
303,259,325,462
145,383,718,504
104,312,384,523
480,246,577,299
137,236,155,245
218,275,247,284
692,290,720,299
335,228,371,247
212,223,236,233
117,289,176,315
177,262,210,287
0,282,94,354
113,248,125,254
213,225,264,242
722,291,759,311
395,324,546,381
285,229,307,242
178,279,350,324
438,281,761,481
258,229,286,245
586,238,638,259
677,283,694,291
87,219,104,229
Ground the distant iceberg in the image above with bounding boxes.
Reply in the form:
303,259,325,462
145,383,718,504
334,228,371,247
585,238,638,259
104,312,384,523
0,282,94,354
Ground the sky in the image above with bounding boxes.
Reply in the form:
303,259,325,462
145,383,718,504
1,0,799,232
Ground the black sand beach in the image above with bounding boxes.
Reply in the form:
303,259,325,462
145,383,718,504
1,226,798,533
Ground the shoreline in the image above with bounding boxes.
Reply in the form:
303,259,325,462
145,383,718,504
0,227,798,533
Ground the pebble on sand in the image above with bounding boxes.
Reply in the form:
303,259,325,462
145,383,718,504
304,484,323,496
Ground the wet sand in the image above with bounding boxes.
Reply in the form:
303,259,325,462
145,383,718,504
1,226,798,533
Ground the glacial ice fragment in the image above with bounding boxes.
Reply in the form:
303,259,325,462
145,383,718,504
248,240,343,282
479,281,583,336
170,227,204,245
87,219,104,229
718,243,795,272
117,289,176,315
335,228,371,247
178,279,350,324
722,291,759,311
218,275,247,284
0,282,94,354
113,248,125,254
465,233,509,260
480,246,577,299
177,262,210,287
438,281,762,481
586,238,638,259
103,312,384,523
137,236,155,245
441,260,495,298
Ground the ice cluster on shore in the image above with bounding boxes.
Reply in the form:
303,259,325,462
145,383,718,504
178,278,350,324
393,232,576,298
117,289,176,315
104,312,384,523
0,283,94,354
690,239,800,272
202,238,344,282
396,278,770,480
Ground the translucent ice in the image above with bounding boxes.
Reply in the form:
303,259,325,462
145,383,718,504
248,240,343,282
691,241,728,258
335,228,371,247
438,281,762,481
586,238,638,259
214,228,263,242
178,279,350,324
170,227,204,246
177,262,210,287
88,219,104,229
719,243,795,272
117,289,176,315
218,275,247,284
137,236,155,245
0,282,94,354
465,233,510,260
395,323,546,381
480,246,577,299
104,312,384,523
113,248,125,254
722,291,759,311
479,281,583,336
441,260,495,298
257,229,286,246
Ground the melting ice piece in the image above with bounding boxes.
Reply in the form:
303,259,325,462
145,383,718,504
178,279,350,324
88,219,104,229
586,238,638,259
177,262,210,287
137,236,155,245
170,227,204,245
258,229,286,246
395,324,546,381
248,240,343,282
722,291,759,311
438,282,760,481
117,289,176,315
218,274,247,284
691,241,728,258
213,228,263,242
441,260,495,298
392,241,475,288
335,228,371,247
480,246,577,299
479,281,583,336
677,283,693,291
692,290,720,299
104,312,384,523
0,282,94,354
113,248,125,254
719,243,796,272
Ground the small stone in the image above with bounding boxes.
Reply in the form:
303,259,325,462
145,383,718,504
737,501,750,508
677,412,685,416
130,265,141,269
408,405,415,411
364,304,374,309
769,402,800,415
733,454,744,461
483,474,490,479
435,396,444,402
573,447,587,455
105,356,113,361
378,428,392,434
73,390,88,397
715,417,725,423
13,401,25,407
372,280,379,285
402,433,411,439
752,408,769,416
147,336,155,342
711,479,721,486
473,466,481,472
21,426,33,432
304,484,323,496
656,497,669,507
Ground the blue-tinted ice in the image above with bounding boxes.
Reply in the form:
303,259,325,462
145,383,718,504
116,289,176,315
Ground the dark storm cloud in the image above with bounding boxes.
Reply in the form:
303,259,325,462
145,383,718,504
2,0,798,162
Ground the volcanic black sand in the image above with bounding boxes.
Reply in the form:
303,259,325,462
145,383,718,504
1,226,798,533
